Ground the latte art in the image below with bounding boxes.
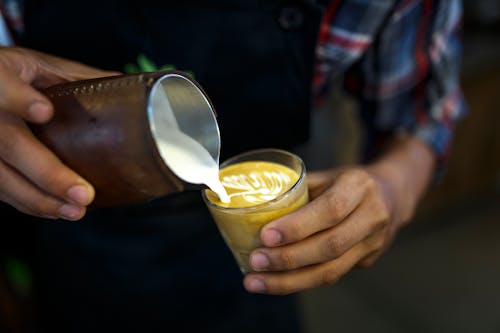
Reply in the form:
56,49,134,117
202,150,309,274
208,161,300,208
222,170,292,204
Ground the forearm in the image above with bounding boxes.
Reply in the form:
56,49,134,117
366,134,436,226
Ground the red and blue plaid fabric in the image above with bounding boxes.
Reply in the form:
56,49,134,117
314,0,467,173
1,0,465,175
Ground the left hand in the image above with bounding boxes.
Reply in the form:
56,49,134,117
243,136,435,295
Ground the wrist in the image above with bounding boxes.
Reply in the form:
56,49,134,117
366,135,436,226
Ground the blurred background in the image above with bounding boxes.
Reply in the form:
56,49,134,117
297,1,500,332
1,1,499,332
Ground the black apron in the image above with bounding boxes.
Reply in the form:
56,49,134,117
16,1,324,332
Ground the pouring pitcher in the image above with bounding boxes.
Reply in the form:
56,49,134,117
30,70,220,207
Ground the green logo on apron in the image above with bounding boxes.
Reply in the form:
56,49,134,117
124,53,194,78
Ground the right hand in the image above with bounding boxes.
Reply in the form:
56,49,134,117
0,46,119,220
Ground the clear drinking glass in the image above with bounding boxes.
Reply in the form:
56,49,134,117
202,148,309,274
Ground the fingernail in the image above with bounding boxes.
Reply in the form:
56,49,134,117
250,252,270,270
58,204,83,221
262,228,282,246
67,185,91,205
28,102,50,122
246,278,267,293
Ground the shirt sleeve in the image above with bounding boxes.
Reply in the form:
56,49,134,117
343,0,468,180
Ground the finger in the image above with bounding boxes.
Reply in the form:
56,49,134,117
250,202,388,271
244,232,382,295
0,65,53,123
0,47,119,123
5,47,119,88
32,48,121,86
0,113,95,207
306,170,339,199
356,227,397,268
356,251,382,268
0,159,85,220
261,170,371,247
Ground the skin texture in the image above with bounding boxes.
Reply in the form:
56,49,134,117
243,135,436,294
0,46,436,293
0,47,118,220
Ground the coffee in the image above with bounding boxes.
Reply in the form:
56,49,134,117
203,150,308,273
206,161,300,208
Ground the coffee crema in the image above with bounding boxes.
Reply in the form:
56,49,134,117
207,161,300,208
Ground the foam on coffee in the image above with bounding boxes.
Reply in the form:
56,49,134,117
208,161,300,208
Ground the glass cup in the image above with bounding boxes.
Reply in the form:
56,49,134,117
202,148,309,274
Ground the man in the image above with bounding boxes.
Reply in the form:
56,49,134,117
0,0,465,332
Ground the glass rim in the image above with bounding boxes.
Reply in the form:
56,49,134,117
201,148,306,213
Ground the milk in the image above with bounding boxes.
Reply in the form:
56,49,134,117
151,82,229,203
157,131,230,203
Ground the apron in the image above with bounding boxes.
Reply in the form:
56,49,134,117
18,1,324,331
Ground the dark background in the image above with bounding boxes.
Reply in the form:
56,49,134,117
1,1,499,332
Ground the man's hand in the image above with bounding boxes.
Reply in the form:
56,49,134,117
243,136,436,295
0,46,117,220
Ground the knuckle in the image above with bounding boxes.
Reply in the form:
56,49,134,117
277,249,295,270
367,200,390,227
323,233,345,259
371,238,385,253
12,205,35,217
274,283,294,296
34,166,68,196
0,164,8,186
274,288,293,296
265,278,295,296
0,88,18,111
36,167,60,188
344,168,376,192
366,234,385,253
287,220,307,240
361,173,377,193
23,197,55,217
321,266,342,286
324,190,348,218
0,129,19,161
345,168,367,183
358,258,375,268
372,198,391,225
0,193,38,218
375,232,387,248
378,215,390,228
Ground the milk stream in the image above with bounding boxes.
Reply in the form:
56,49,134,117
152,84,229,203
157,130,230,203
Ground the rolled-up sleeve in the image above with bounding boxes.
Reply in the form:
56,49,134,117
343,0,467,179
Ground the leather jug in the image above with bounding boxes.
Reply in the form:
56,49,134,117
30,71,220,207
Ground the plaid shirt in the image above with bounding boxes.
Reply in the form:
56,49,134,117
1,0,465,174
314,0,466,174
